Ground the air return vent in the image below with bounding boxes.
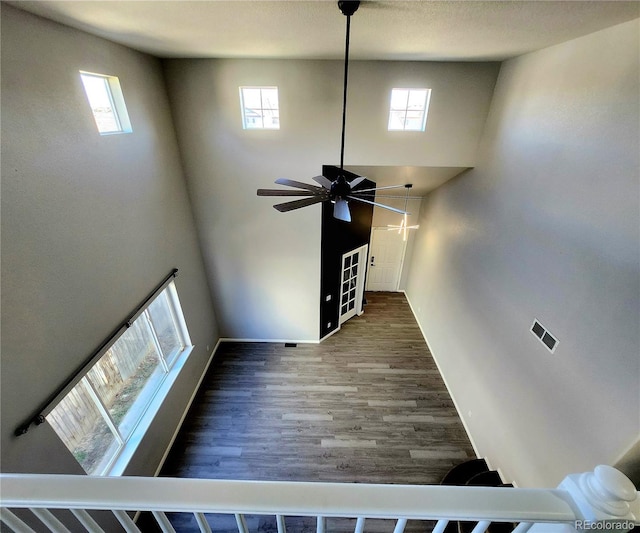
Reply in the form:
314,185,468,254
531,319,558,353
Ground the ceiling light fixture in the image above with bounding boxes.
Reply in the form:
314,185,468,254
387,184,420,241
257,1,411,222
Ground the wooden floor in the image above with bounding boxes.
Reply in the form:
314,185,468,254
159,292,475,532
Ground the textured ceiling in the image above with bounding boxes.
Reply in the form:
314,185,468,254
8,1,638,197
9,1,640,61
345,166,469,197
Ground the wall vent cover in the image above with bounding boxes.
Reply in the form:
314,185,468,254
531,320,558,353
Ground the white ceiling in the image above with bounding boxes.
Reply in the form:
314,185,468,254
345,166,469,196
9,0,638,197
9,1,640,61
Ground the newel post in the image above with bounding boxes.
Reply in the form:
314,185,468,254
558,465,638,532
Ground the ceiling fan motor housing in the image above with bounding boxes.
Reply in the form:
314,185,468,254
338,1,360,17
330,176,353,199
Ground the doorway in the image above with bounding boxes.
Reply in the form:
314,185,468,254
365,227,407,291
339,244,368,325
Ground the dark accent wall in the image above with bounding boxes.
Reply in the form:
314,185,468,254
320,166,374,338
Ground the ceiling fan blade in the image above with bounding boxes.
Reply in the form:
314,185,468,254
258,189,318,197
352,194,424,199
275,178,324,192
350,184,409,193
333,198,351,222
349,176,367,189
347,195,407,215
312,175,334,190
273,195,328,212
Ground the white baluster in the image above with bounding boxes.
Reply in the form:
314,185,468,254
152,511,177,533
471,520,491,533
276,514,287,533
393,517,407,533
194,512,212,533
317,515,326,533
70,509,106,532
512,523,533,533
31,509,71,532
0,508,37,533
432,520,449,533
235,513,249,533
354,516,366,533
112,510,141,533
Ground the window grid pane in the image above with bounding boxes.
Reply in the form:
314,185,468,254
46,282,190,475
147,291,183,363
241,87,280,129
388,88,430,131
80,72,132,135
47,378,122,475
85,317,165,443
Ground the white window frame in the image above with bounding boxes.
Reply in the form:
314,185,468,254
387,88,431,132
80,71,133,135
239,86,280,130
46,281,193,476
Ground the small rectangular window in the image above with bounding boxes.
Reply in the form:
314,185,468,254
240,86,280,129
80,71,132,135
46,282,190,475
388,88,431,131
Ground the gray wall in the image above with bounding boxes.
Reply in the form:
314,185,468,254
405,19,639,487
1,5,219,475
163,58,499,340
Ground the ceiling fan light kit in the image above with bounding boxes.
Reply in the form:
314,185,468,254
387,184,420,241
257,1,411,223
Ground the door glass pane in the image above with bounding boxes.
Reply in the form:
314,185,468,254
147,292,182,361
86,317,164,441
341,304,348,315
47,378,120,475
345,256,351,267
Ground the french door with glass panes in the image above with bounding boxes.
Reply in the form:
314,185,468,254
339,244,368,325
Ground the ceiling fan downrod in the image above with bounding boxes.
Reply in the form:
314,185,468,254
257,0,413,222
337,1,360,182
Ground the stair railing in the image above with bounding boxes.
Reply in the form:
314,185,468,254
0,465,637,533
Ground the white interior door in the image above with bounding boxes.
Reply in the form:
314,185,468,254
366,227,407,291
339,245,368,325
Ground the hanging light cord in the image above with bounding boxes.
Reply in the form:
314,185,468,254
339,13,351,173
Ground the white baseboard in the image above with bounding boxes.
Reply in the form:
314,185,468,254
219,337,321,344
154,339,221,477
402,290,483,461
319,325,341,343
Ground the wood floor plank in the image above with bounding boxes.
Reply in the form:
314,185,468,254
159,292,475,532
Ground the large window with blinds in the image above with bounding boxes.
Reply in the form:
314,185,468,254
46,281,191,475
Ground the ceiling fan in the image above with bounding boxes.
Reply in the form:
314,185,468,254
257,0,410,223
